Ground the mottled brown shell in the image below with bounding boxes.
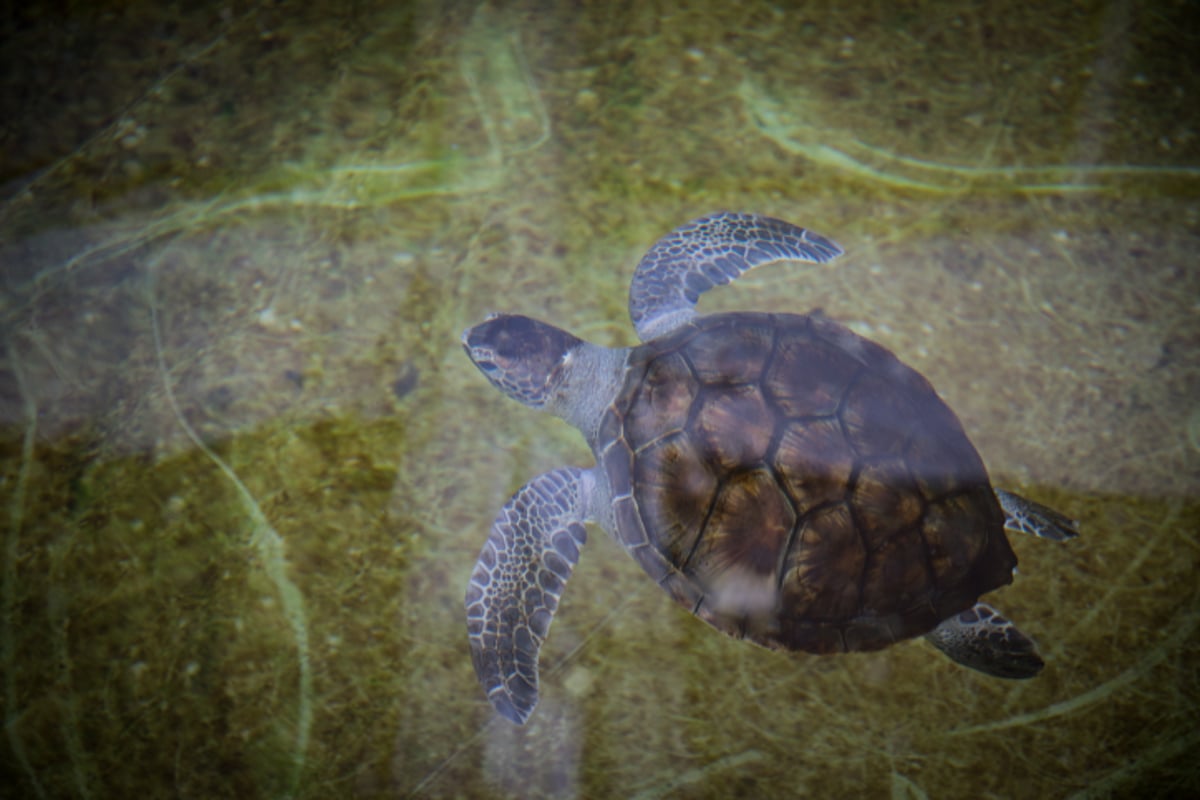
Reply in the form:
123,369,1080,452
595,312,1016,654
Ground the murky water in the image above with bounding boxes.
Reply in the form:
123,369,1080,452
1,2,1197,798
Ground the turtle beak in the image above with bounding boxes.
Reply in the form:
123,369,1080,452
462,313,502,346
462,323,500,376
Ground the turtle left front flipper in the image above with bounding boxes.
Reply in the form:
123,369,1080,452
465,467,592,724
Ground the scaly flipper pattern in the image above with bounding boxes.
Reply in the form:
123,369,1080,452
925,602,1044,679
628,212,843,341
996,488,1080,542
465,467,590,723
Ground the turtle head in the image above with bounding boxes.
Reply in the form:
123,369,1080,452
463,314,584,411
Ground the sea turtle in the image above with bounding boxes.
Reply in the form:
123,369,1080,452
462,212,1078,724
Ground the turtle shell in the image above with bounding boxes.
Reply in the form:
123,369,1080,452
595,312,1016,654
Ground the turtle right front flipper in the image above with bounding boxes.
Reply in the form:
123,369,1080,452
465,467,592,724
627,212,844,341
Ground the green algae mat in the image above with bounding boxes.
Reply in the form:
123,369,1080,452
1,1,1197,797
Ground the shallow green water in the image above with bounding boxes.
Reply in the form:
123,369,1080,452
1,1,1197,798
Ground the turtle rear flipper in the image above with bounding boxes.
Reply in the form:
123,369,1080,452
995,489,1080,542
465,467,591,724
925,602,1044,679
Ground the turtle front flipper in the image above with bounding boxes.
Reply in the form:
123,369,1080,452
628,212,843,341
995,489,1080,542
924,602,1044,679
465,467,592,724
